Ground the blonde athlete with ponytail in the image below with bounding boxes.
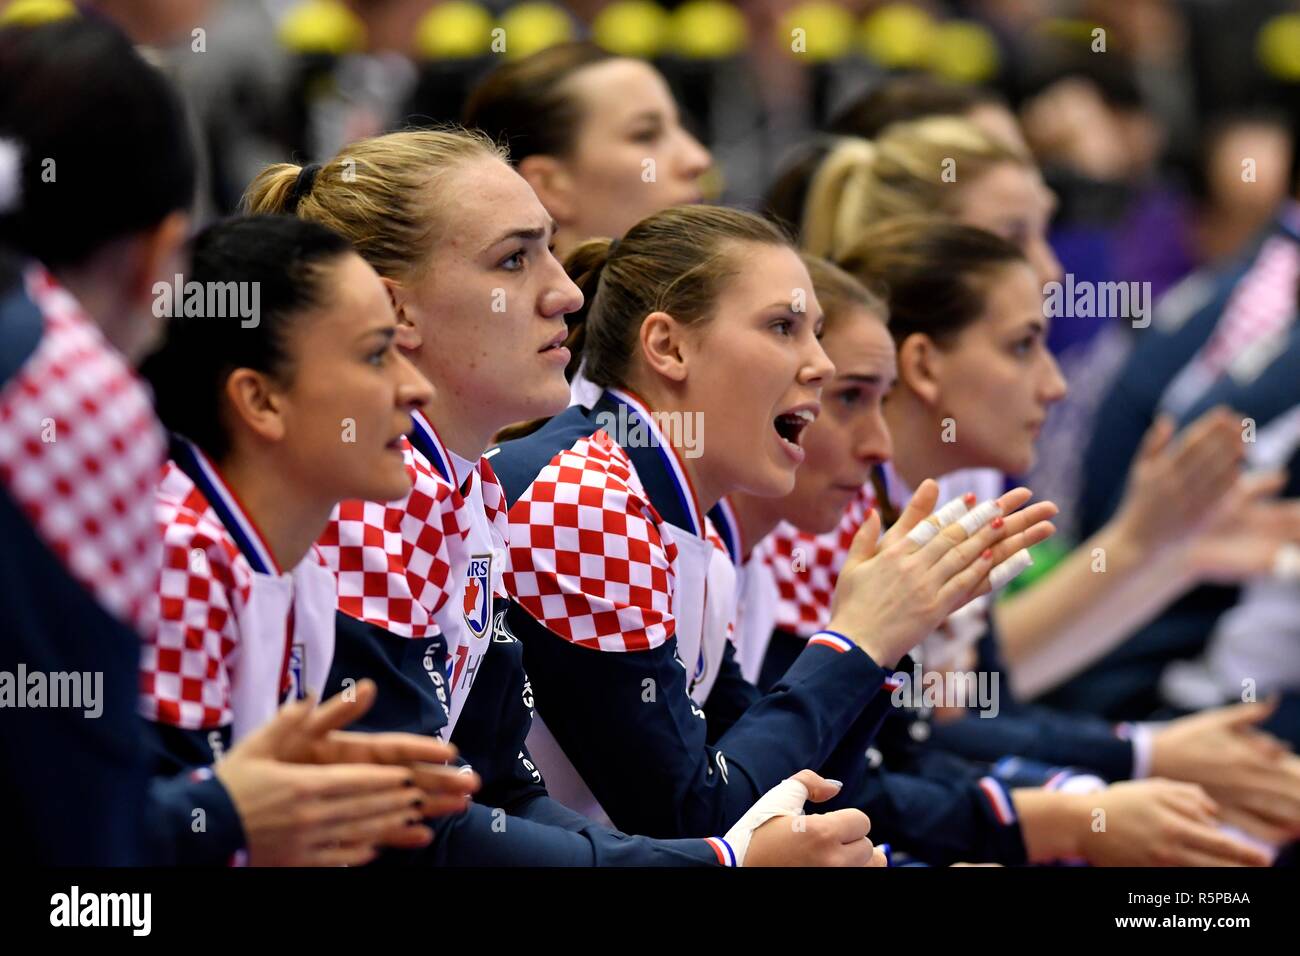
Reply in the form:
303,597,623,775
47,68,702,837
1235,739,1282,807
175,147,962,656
246,129,887,867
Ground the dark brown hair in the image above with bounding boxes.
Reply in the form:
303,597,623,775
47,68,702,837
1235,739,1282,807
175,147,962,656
837,216,1026,347
565,205,793,389
462,41,613,164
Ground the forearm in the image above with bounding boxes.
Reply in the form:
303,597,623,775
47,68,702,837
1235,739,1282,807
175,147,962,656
997,522,1196,697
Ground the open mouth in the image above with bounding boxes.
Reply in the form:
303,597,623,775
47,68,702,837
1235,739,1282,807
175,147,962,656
773,408,815,450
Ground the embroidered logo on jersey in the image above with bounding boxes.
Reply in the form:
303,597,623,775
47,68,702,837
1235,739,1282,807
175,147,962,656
463,554,493,638
492,605,516,643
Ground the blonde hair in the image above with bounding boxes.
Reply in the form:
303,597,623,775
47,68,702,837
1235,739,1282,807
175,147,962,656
801,116,1028,260
241,127,507,280
565,205,792,390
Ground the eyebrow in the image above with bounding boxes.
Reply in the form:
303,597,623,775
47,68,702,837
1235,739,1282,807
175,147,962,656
355,325,396,346
485,219,558,250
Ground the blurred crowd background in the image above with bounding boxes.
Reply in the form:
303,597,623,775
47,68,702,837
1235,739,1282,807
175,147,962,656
1,0,1294,254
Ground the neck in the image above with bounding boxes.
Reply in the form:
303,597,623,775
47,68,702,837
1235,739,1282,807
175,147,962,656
727,492,783,555
422,392,492,463
53,266,129,355
218,451,335,573
624,378,723,513
883,388,964,491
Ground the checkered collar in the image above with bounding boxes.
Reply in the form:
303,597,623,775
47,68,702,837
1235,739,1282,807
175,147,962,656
169,435,282,575
592,388,706,538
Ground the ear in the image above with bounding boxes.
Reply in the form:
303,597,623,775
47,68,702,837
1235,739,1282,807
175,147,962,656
382,276,422,352
129,211,190,305
224,368,288,445
638,310,689,384
517,154,576,224
895,332,944,408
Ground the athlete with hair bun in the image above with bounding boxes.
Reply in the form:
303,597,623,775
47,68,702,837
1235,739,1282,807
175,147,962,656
247,129,881,866
492,203,1057,841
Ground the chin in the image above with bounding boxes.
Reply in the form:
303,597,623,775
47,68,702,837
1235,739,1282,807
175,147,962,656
368,465,415,505
748,461,797,499
520,380,572,421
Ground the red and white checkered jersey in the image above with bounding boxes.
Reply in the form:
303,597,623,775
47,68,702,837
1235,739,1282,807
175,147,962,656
505,430,678,652
756,482,877,638
142,462,335,736
142,461,251,729
0,267,164,636
1199,234,1299,378
319,438,511,637
320,436,456,641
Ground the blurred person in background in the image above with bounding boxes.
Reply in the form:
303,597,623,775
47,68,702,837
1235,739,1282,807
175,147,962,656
464,41,713,261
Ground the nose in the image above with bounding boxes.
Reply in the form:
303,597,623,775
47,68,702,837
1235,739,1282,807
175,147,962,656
857,410,894,466
541,256,585,319
1040,351,1068,405
677,128,713,181
396,352,434,409
800,336,835,388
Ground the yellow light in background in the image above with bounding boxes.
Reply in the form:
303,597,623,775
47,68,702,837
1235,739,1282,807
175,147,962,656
1258,13,1300,81
928,20,1000,84
668,1,748,60
593,1,670,59
498,2,574,61
860,3,935,69
0,0,77,27
277,0,366,56
417,2,494,60
779,2,855,63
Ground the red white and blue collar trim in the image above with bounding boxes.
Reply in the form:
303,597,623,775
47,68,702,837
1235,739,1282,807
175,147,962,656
603,387,705,537
171,435,281,575
407,409,459,487
709,496,744,565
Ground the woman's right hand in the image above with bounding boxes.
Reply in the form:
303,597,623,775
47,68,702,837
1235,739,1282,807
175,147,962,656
826,480,1058,668
214,684,479,866
1073,780,1271,867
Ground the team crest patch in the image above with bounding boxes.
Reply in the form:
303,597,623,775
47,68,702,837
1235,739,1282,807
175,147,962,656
463,554,493,638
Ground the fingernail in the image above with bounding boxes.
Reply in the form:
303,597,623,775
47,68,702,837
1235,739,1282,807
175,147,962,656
963,493,976,505
981,549,993,560
991,516,1004,530
825,778,843,789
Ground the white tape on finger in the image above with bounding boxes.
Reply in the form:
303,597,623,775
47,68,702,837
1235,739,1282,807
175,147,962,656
988,548,1033,590
722,776,810,867
957,500,1001,536
906,496,971,546
932,496,971,528
906,519,940,546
